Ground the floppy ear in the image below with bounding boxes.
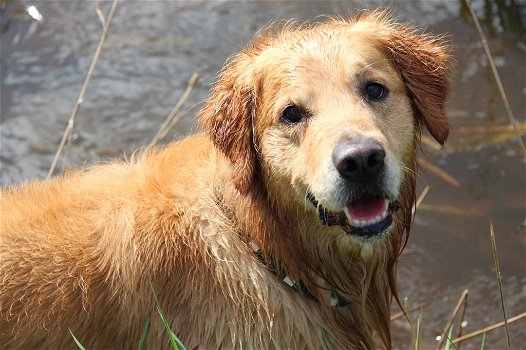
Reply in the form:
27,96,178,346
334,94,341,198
383,26,452,145
199,53,258,195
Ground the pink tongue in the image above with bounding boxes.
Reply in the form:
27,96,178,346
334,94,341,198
347,196,386,220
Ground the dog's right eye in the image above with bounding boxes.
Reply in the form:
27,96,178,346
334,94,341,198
364,82,388,102
281,105,304,124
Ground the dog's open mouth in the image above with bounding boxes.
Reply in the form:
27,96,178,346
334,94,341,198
307,193,401,238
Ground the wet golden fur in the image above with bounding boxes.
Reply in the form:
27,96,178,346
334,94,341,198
0,11,451,349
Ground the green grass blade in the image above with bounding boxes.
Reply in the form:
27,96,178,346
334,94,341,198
480,332,486,350
69,329,86,350
138,314,151,350
403,297,416,341
415,308,423,350
149,281,187,350
156,304,182,350
444,326,453,350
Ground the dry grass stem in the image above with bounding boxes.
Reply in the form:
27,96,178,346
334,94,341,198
417,204,483,217
419,158,460,187
420,135,443,151
490,222,511,350
148,73,199,150
46,0,119,179
455,289,469,341
465,0,526,157
95,1,106,27
455,122,526,134
436,289,469,350
415,185,430,210
451,312,526,344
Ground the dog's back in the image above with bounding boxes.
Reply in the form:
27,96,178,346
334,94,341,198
0,137,210,347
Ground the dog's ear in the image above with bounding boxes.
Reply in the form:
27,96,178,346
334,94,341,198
199,52,258,195
380,22,452,145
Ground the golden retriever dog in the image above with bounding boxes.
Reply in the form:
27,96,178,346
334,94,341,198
0,10,451,349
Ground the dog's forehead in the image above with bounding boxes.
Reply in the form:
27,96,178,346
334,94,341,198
255,26,399,84
252,26,402,110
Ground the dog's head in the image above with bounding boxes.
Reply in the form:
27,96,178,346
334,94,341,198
200,11,451,243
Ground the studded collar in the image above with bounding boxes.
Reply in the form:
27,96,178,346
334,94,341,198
247,239,352,308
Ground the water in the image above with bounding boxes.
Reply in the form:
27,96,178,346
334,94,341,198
1,1,525,348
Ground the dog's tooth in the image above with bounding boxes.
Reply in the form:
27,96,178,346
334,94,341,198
343,206,352,221
351,218,363,227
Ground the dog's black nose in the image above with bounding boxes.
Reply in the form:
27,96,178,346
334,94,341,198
332,140,385,181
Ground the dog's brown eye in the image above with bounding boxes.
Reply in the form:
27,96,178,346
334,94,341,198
281,105,304,124
365,83,387,101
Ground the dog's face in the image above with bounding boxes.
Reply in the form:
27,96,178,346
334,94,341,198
201,12,451,244
254,32,416,242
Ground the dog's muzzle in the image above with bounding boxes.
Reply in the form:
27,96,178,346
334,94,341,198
308,139,401,238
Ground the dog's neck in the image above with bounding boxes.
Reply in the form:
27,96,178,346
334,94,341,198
244,237,352,308
217,181,353,308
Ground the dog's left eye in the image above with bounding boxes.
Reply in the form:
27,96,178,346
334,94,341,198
364,83,388,101
281,105,305,124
